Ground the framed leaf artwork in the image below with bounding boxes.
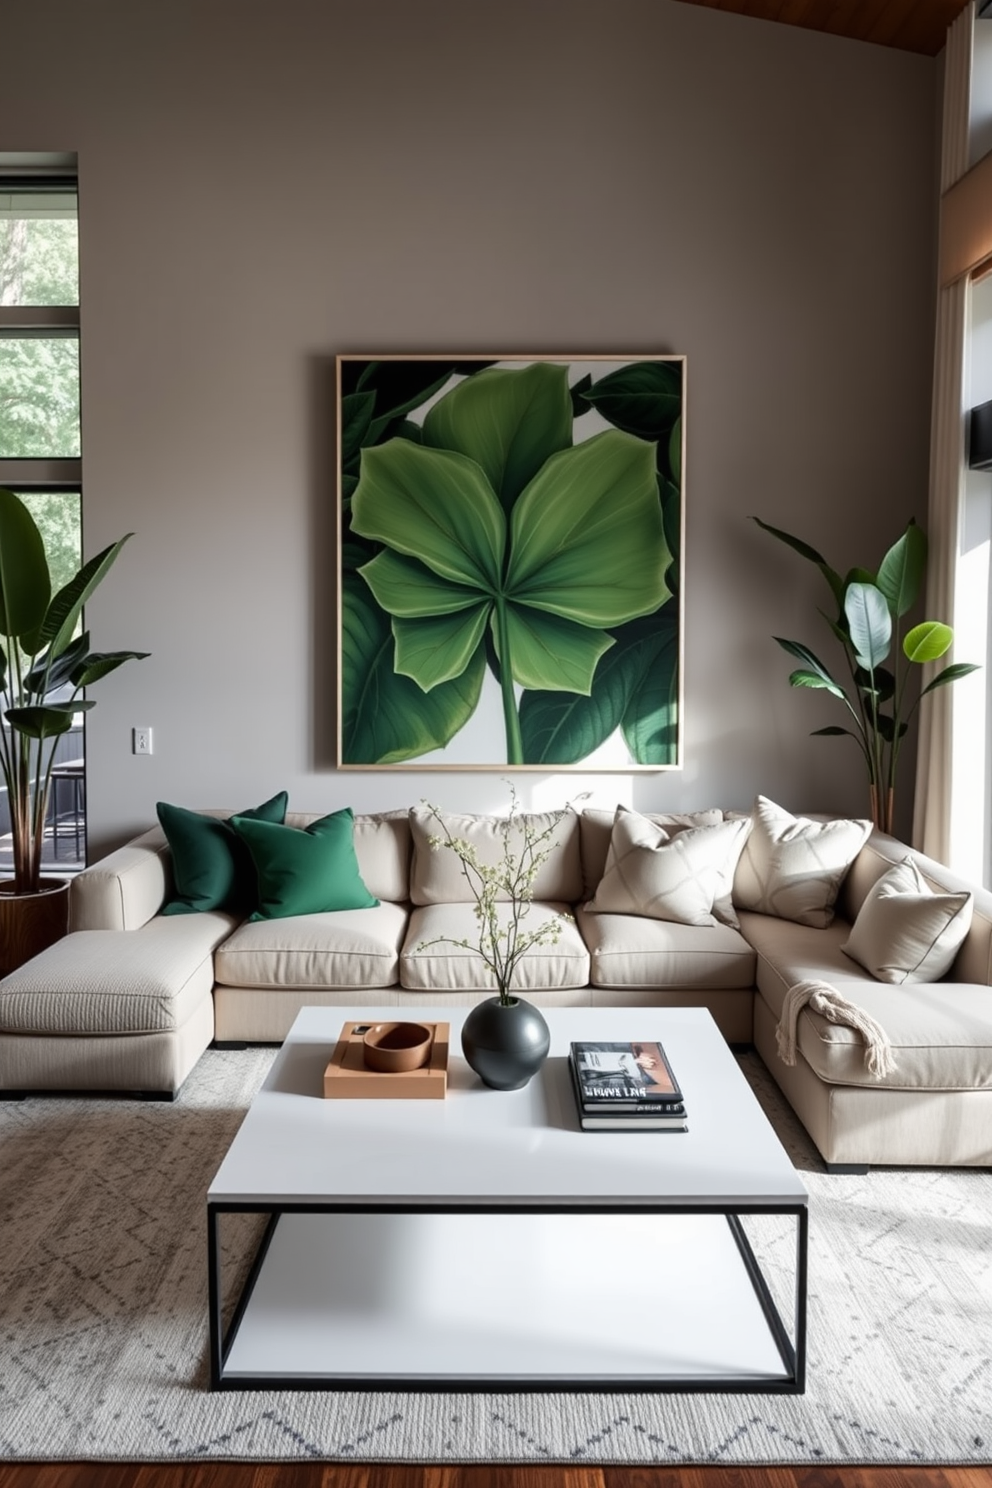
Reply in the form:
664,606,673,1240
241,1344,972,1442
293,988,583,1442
337,355,684,770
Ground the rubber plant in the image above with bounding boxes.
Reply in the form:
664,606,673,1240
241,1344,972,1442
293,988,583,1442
753,515,978,834
0,487,148,892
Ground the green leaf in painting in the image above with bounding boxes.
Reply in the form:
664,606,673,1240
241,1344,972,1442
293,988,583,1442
667,416,682,487
341,391,376,465
352,439,505,591
391,605,490,691
422,364,573,513
876,520,926,618
507,429,669,626
359,549,490,617
499,605,615,695
340,574,484,764
570,374,593,416
580,361,682,441
621,610,679,764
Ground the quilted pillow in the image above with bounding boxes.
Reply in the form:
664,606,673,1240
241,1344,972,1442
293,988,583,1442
588,807,752,928
732,795,871,928
842,856,973,984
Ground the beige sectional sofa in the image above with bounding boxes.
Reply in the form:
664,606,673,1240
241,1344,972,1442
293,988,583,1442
1,802,990,1172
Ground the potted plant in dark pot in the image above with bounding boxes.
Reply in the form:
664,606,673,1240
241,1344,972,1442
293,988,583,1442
0,487,148,975
417,787,572,1090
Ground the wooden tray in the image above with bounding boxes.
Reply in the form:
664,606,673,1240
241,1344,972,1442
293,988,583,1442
323,1020,449,1100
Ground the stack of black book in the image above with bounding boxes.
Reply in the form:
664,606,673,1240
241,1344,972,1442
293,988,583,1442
568,1040,688,1132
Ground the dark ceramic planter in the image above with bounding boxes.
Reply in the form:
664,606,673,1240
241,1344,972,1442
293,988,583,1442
461,995,551,1090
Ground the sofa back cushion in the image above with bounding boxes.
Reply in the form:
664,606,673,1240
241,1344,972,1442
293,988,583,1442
408,805,582,905
288,810,410,904
579,807,724,898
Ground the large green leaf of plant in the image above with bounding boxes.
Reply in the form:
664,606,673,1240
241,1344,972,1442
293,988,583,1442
876,520,926,618
0,487,50,643
751,516,845,608
919,661,980,698
904,620,953,663
507,430,668,626
352,440,504,591
579,362,682,441
5,702,92,739
340,574,483,763
423,364,572,513
39,536,133,660
845,582,891,670
70,650,150,687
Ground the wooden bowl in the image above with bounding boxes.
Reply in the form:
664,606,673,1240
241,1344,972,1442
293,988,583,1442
363,1021,433,1073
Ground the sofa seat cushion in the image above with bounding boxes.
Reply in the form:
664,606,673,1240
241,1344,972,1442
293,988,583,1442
0,915,235,1036
400,902,589,991
741,910,992,1091
213,901,407,989
576,906,755,990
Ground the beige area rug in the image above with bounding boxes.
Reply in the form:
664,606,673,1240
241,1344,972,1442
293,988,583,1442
0,1046,990,1465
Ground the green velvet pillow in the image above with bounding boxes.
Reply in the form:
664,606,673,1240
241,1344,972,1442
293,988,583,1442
228,807,379,920
157,791,289,916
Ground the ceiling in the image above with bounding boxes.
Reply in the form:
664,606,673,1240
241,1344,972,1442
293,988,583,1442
671,0,971,57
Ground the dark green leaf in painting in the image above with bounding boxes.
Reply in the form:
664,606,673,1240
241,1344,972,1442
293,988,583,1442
352,439,505,592
507,430,669,627
667,416,682,487
341,539,375,572
519,610,673,764
353,361,459,425
620,610,679,764
341,473,359,504
391,606,490,691
580,361,682,441
570,374,593,417
659,477,681,592
423,364,573,513
499,604,615,695
340,573,484,764
341,392,376,466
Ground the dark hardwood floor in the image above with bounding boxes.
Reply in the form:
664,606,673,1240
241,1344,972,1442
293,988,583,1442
0,1465,991,1487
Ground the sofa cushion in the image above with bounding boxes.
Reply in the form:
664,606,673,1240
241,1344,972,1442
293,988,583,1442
579,807,724,898
213,901,407,989
587,808,750,928
733,795,871,928
576,906,755,990
157,791,288,916
289,810,411,905
409,805,582,905
0,915,235,1036
230,808,378,920
842,856,973,984
742,908,992,1091
400,902,589,990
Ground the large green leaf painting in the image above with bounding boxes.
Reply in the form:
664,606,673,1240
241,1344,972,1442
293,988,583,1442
338,357,683,766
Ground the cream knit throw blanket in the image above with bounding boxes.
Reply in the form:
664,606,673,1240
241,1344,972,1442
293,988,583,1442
776,978,897,1079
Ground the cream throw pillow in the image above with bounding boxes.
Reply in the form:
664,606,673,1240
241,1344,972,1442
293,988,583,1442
588,808,751,928
732,795,871,928
842,856,973,984
408,805,582,906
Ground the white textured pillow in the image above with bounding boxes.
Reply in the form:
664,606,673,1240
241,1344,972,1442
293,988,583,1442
733,795,871,928
588,808,752,928
408,805,582,905
842,856,973,984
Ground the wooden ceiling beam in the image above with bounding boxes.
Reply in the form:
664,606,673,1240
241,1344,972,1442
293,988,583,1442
669,0,970,56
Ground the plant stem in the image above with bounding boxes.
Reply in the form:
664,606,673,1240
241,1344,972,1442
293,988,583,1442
493,599,523,765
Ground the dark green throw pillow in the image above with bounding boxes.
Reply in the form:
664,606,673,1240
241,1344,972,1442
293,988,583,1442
228,807,379,920
157,791,289,916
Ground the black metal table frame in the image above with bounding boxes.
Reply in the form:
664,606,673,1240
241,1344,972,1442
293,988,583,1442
207,1198,807,1393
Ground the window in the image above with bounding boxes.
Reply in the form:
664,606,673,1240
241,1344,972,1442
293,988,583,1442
0,156,85,868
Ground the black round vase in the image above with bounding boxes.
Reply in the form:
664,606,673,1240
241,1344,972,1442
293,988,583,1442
461,995,551,1091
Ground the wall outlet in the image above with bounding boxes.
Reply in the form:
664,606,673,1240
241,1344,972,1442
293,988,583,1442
132,727,153,756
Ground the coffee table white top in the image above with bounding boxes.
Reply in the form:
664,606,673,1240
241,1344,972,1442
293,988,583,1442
209,1005,807,1209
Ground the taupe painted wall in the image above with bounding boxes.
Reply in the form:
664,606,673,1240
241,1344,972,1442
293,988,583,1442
2,0,937,854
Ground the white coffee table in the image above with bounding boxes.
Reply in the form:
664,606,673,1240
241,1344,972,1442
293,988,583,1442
207,1005,808,1392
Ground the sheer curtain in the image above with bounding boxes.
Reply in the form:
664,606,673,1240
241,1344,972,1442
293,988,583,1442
913,3,974,864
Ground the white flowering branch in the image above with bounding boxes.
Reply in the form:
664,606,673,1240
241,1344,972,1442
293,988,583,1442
417,785,573,1006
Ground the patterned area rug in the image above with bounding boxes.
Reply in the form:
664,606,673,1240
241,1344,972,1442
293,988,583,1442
1,1046,990,1465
